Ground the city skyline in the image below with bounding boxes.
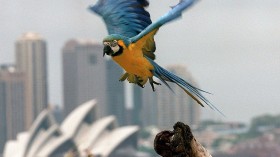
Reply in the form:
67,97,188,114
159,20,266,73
1,0,280,123
0,32,49,154
0,32,48,152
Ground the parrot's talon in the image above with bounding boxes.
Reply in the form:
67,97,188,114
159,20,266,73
153,81,161,85
119,73,129,82
135,75,145,88
149,77,161,91
137,83,145,88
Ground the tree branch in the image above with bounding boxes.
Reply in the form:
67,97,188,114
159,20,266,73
154,122,212,157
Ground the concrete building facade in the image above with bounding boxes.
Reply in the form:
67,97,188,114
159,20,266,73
62,39,125,124
106,60,126,125
15,32,49,128
62,39,106,118
0,65,26,154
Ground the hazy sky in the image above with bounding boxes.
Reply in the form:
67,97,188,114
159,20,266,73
1,0,280,123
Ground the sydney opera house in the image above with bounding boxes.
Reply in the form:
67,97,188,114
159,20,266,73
3,100,140,157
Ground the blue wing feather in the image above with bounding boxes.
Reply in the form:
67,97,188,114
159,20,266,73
131,0,198,43
89,0,151,38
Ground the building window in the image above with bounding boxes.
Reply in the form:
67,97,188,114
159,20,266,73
89,54,97,65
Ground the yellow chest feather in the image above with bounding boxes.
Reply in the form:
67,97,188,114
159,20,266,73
112,43,154,78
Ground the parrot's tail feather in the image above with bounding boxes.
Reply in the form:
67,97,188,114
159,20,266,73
147,57,224,116
187,83,212,94
158,65,212,94
206,101,226,117
154,72,174,93
177,83,205,107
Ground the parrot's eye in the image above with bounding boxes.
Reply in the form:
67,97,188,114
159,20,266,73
103,42,110,46
103,40,118,47
111,40,118,47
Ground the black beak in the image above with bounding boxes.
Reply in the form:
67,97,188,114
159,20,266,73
103,45,112,57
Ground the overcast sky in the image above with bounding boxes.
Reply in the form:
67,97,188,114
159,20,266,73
1,0,280,123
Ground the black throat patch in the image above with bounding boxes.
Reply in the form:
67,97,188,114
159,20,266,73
111,45,123,57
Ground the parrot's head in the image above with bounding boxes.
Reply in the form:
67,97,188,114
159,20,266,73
102,34,130,57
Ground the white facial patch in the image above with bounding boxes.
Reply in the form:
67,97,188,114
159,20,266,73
111,44,120,53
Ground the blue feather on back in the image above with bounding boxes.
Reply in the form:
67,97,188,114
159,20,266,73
89,0,152,38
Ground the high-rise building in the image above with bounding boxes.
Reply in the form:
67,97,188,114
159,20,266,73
106,60,126,125
141,85,158,127
131,86,143,126
62,39,106,118
15,32,49,129
62,39,125,124
156,65,201,129
0,65,26,154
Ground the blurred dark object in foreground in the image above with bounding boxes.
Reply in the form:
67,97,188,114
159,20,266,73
154,122,212,157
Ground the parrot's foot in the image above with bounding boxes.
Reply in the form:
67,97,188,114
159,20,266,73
135,75,145,88
119,73,129,82
119,73,145,88
149,77,161,91
137,82,145,88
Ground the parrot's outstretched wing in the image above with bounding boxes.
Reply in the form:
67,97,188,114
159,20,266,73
131,0,197,43
89,0,151,38
146,57,225,116
89,0,156,59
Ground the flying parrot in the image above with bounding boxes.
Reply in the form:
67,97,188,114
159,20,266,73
89,0,222,113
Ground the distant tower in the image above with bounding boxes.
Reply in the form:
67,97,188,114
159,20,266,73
0,65,26,153
62,39,106,118
15,32,48,129
106,60,126,125
62,39,125,122
141,86,158,127
157,65,201,129
131,86,143,126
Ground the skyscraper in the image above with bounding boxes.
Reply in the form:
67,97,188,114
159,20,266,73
15,32,49,129
0,65,26,154
62,39,106,118
106,60,126,125
131,86,143,126
156,65,201,129
141,85,158,127
62,39,125,123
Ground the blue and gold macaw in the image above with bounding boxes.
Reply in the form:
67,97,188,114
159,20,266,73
89,0,222,113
